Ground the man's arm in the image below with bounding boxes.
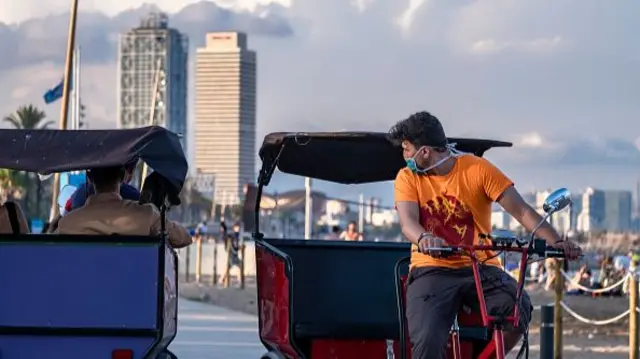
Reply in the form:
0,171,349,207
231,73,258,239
396,201,424,245
497,186,562,245
150,209,193,248
394,169,424,246
477,157,563,245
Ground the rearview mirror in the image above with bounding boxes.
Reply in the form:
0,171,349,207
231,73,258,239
542,188,571,215
57,184,78,209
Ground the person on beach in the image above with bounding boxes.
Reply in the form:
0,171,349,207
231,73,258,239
340,221,362,241
567,264,592,295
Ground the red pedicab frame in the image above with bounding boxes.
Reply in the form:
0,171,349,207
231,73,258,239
252,132,514,359
395,231,570,359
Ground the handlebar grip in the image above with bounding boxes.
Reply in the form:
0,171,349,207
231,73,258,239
545,249,565,258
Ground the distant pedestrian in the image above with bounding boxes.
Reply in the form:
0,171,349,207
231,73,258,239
196,221,208,239
340,221,362,241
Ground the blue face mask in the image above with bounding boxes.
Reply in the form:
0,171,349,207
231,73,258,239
405,157,420,173
405,147,425,173
405,146,453,174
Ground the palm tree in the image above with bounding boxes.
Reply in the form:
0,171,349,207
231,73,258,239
3,105,52,129
3,104,53,218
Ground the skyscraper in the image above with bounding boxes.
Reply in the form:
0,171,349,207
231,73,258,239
117,12,188,150
603,190,633,232
194,32,257,205
635,178,640,218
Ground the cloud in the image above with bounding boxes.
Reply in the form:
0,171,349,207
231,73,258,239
490,133,640,167
469,36,562,55
1,0,640,195
0,1,293,71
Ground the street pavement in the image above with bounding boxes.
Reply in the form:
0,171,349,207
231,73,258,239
170,298,264,359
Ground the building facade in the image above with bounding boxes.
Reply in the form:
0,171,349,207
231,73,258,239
194,32,257,204
602,190,633,232
577,187,606,232
117,12,188,150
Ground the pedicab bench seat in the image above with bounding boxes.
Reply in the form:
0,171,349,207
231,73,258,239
0,234,178,359
257,239,488,344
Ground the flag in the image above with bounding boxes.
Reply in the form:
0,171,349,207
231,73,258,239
43,79,64,104
43,74,73,104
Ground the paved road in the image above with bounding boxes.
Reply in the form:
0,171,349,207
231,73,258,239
170,299,264,359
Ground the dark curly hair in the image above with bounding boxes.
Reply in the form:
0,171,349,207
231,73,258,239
388,111,448,151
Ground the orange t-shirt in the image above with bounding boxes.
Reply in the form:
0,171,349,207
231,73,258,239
394,155,513,270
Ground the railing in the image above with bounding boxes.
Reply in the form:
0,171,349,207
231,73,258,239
532,260,639,359
176,235,253,289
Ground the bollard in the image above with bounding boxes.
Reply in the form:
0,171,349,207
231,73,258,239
195,236,202,283
540,305,554,359
630,273,638,359
184,243,191,282
223,245,232,288
553,259,563,359
211,237,218,286
240,243,246,290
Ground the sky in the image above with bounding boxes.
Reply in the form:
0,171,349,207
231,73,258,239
0,0,639,206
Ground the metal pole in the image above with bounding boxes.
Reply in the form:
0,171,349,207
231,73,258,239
49,0,79,220
240,243,246,290
73,46,81,130
540,305,554,359
358,193,365,235
630,273,638,359
211,238,218,286
224,245,231,288
195,236,202,283
221,190,227,222
553,260,564,359
184,246,191,282
141,58,162,183
304,177,312,239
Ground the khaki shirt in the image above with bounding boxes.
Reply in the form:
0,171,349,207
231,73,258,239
54,193,192,248
0,202,30,234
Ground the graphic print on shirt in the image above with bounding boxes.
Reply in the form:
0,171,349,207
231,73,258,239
419,192,475,246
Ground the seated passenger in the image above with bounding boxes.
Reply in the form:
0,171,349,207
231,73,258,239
66,159,141,212
54,165,192,248
0,200,30,234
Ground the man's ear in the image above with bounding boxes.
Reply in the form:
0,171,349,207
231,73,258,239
419,147,430,160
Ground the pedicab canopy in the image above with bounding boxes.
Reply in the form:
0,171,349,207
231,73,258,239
258,132,512,185
0,126,188,193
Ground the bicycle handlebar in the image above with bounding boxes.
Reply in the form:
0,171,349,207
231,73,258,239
424,238,568,258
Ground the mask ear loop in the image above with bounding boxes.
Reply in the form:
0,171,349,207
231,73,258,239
446,142,467,157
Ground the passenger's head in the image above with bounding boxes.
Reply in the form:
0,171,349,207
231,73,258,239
123,159,138,184
347,221,356,232
233,223,241,232
331,225,340,234
388,111,449,171
86,166,125,194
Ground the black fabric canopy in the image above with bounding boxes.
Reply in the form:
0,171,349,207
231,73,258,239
259,132,512,185
0,126,188,192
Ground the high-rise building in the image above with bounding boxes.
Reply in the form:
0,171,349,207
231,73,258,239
117,12,188,150
194,32,257,204
635,178,640,218
602,190,633,232
577,187,606,232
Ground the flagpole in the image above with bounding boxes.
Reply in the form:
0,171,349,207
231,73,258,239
140,58,163,185
49,0,79,221
73,46,81,130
